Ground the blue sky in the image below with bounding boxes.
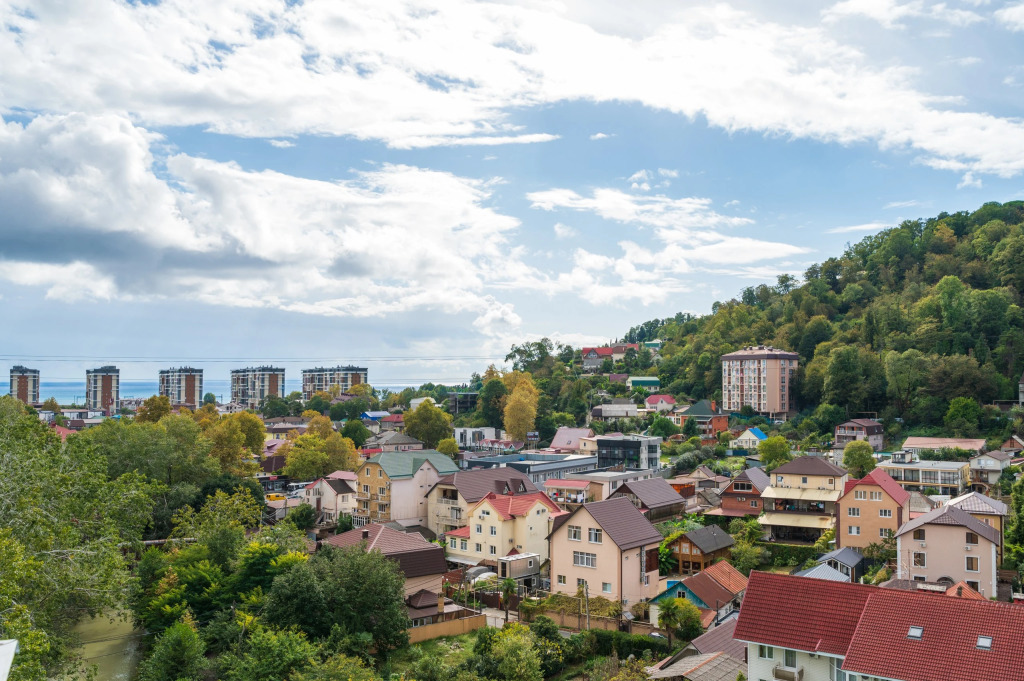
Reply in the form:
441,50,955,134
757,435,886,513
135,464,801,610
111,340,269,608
2,0,1024,389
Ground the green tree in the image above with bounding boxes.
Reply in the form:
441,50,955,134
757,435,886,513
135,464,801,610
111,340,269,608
674,598,704,642
729,543,768,575
437,437,460,459
491,622,542,681
203,392,217,405
290,654,381,681
500,577,517,623
208,417,248,474
503,380,539,441
137,613,207,681
231,411,267,456
681,416,699,439
405,400,454,448
944,397,983,437
288,503,317,531
758,436,792,471
171,490,263,567
283,434,331,481
843,440,876,478
341,419,371,448
41,396,61,413
656,597,681,648
650,417,679,439
218,624,319,681
137,394,172,423
478,379,509,430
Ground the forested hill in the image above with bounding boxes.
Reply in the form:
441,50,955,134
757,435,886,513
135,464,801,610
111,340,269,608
620,201,1024,437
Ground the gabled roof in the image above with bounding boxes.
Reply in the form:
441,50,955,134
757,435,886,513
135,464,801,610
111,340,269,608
946,581,987,600
550,427,595,449
430,468,538,503
445,525,470,538
793,563,850,582
544,478,591,489
895,503,1001,545
974,449,1013,461
948,491,1009,516
365,450,459,479
684,525,735,554
475,491,563,520
819,546,865,568
381,413,404,423
380,433,423,446
839,418,882,428
645,394,676,405
326,524,447,578
610,478,684,510
678,399,720,417
688,618,746,661
843,468,910,506
560,497,662,550
324,478,355,495
582,346,615,357
734,467,770,492
747,427,767,440
702,561,748,596
772,455,846,477
902,436,986,451
683,571,735,610
647,651,745,681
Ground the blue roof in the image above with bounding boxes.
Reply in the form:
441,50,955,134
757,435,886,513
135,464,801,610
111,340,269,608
749,427,768,440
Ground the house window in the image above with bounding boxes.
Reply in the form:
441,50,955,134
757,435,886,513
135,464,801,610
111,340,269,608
828,478,834,485
589,528,603,544
848,507,860,517
758,645,774,660
966,532,979,545
577,578,587,587
879,509,892,518
557,575,566,585
568,525,582,541
449,538,456,548
602,582,612,593
362,485,369,493
490,526,497,536
854,490,866,500
848,526,860,535
870,491,883,501
829,657,847,681
880,528,891,538
966,556,979,572
475,543,482,553
776,476,784,485
913,529,926,541
378,470,383,477
480,510,490,517
460,540,467,551
573,551,597,568
913,552,926,568
801,477,808,484
378,487,386,495
967,580,980,592
475,524,482,534
750,500,758,507
490,546,497,555
784,650,797,668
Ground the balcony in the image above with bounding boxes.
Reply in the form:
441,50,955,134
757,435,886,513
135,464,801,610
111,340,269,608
773,665,803,681
438,497,460,506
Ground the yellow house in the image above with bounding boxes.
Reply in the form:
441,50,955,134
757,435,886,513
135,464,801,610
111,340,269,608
353,451,458,528
423,468,539,537
548,497,662,607
760,456,848,543
445,491,565,566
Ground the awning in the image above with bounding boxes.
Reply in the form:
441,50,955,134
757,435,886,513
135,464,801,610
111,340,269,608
758,512,834,529
446,556,481,566
760,487,841,502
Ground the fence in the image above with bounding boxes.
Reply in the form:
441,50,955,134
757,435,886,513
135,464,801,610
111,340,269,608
407,613,487,643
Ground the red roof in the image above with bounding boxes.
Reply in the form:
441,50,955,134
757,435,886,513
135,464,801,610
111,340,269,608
476,491,563,520
702,561,748,596
842,468,910,506
582,347,615,356
446,526,470,538
946,581,986,600
645,394,676,405
381,414,404,423
52,425,75,441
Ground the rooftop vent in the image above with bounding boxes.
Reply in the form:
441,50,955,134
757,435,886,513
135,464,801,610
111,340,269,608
907,626,923,640
977,636,992,650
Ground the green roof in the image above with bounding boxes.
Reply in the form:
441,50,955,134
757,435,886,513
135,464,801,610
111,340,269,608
367,450,459,479
680,399,719,417
629,376,660,384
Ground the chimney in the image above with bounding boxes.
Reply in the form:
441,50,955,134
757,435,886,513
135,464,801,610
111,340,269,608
438,592,445,615
957,586,963,598
361,529,369,540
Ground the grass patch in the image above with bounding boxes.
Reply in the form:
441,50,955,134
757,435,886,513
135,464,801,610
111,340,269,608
546,655,613,681
389,631,479,676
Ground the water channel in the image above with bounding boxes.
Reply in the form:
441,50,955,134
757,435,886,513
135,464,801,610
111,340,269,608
73,611,144,681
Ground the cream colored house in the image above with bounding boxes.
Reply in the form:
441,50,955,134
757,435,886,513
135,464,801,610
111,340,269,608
303,477,356,523
895,504,1001,598
759,456,848,543
352,450,459,528
548,497,662,607
835,468,910,551
423,468,538,537
947,492,1009,563
445,491,564,566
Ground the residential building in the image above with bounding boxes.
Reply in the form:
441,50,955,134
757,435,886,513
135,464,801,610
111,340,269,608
836,468,910,550
814,546,867,582
454,426,503,449
735,571,1024,681
230,366,284,409
579,433,661,469
447,391,478,415
549,426,595,452
645,394,676,412
627,376,660,391
901,436,987,456
581,344,640,372
968,450,1012,491
793,562,850,582
409,396,434,411
303,477,356,523
424,468,538,537
544,478,604,510
301,365,367,400
649,561,747,628
444,490,564,566
759,456,847,543
590,401,639,421
158,366,203,408
664,525,735,575
353,450,459,528
728,427,767,450
326,524,448,596
894,504,1001,597
948,492,1009,562
706,467,770,518
379,413,404,432
878,450,970,496
834,418,884,451
720,345,797,416
548,497,661,606
608,477,685,520
462,452,598,484
1001,434,1024,453
672,400,728,446
9,365,39,404
646,651,746,681
378,433,424,452
572,468,656,499
85,365,119,412
672,617,746,662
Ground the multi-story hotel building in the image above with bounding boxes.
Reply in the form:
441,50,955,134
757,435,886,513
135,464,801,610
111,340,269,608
230,367,285,409
720,345,798,416
301,365,367,399
10,366,40,404
158,367,204,408
86,366,120,412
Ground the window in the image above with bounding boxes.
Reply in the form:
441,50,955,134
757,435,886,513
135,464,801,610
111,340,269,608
758,645,774,660
828,478,834,485
967,580,980,592
913,529,926,541
573,551,597,568
802,477,808,484
490,526,497,536
475,524,482,534
913,552,926,568
589,528,603,544
480,510,490,517
490,546,497,555
362,485,369,493
880,528,891,538
475,543,482,553
378,487,386,495
734,482,752,492
870,491,883,501
449,538,456,548
602,582,612,593
848,526,860,535
577,578,587,587
854,490,866,500
460,540,467,551
966,532,979,545
879,509,892,518
829,656,847,681
776,475,784,485
557,575,566,585
966,556,979,572
568,525,581,541
784,650,797,668
378,470,383,478
750,500,759,507
848,507,860,517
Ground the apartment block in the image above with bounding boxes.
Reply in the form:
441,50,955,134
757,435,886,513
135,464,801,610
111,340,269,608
720,345,798,416
158,367,203,408
301,365,367,400
85,366,119,412
10,365,40,404
230,366,285,409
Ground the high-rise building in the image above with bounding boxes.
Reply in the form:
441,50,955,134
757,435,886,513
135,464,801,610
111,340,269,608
159,367,204,408
231,367,285,409
10,366,40,404
86,366,120,412
720,345,798,416
301,365,368,399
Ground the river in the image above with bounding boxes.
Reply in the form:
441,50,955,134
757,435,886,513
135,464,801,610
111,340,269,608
73,612,144,681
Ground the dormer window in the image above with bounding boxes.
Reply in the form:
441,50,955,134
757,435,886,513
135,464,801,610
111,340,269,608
907,626,923,640
977,636,992,650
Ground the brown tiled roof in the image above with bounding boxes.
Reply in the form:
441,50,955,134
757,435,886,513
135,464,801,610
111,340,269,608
610,478,684,510
429,468,538,503
326,524,447,578
683,571,735,610
735,467,770,492
702,561,748,596
948,491,1009,516
261,454,286,473
895,504,1001,545
843,468,910,506
406,588,442,609
550,427,595,449
570,497,662,550
773,455,846,477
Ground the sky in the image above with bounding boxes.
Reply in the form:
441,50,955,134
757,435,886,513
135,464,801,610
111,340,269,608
2,0,1024,389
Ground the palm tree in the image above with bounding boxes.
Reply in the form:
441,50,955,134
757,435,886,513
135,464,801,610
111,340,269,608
499,578,517,623
657,597,681,649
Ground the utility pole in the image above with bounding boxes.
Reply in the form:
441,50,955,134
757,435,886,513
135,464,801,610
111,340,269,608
584,580,591,630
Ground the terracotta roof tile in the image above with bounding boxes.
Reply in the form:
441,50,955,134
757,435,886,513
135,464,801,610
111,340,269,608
476,491,562,521
843,468,910,506
683,571,735,610
702,561,748,596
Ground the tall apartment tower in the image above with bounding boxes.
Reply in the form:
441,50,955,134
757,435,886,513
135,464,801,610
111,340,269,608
230,367,285,409
720,345,798,416
86,366,120,412
10,366,40,404
159,367,204,408
301,365,368,399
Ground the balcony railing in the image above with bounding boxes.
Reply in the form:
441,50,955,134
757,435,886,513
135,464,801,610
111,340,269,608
773,665,803,681
438,497,460,505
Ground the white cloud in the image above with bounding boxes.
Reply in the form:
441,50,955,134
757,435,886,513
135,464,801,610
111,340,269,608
0,261,117,301
724,199,740,208
269,139,295,148
949,56,982,66
553,222,578,239
957,171,982,188
823,0,984,28
657,168,679,178
589,132,611,140
995,3,1024,30
627,170,652,183
826,222,891,233
883,199,919,208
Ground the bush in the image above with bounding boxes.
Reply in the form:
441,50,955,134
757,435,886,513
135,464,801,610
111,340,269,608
756,542,820,567
590,630,671,658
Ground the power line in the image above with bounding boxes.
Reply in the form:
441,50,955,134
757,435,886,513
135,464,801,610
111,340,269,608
0,355,502,363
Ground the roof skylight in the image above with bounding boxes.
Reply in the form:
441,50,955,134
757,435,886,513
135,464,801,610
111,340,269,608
977,636,992,650
907,626,923,640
